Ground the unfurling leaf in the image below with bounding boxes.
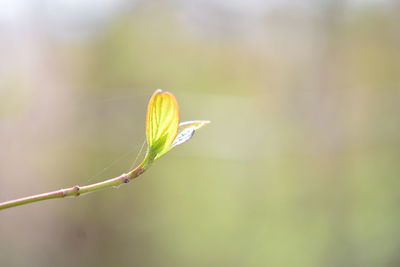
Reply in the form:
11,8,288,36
171,120,210,148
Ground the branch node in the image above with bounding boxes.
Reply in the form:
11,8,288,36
72,185,80,197
120,173,130,183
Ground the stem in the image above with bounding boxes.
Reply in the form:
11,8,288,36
0,164,147,211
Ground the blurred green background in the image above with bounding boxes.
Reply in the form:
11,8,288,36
0,0,399,266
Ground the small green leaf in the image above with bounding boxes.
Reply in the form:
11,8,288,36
170,120,210,148
146,89,180,160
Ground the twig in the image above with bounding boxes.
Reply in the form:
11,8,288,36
0,165,145,211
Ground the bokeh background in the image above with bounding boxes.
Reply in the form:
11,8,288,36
1,0,399,266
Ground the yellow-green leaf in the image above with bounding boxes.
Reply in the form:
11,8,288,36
146,89,180,160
